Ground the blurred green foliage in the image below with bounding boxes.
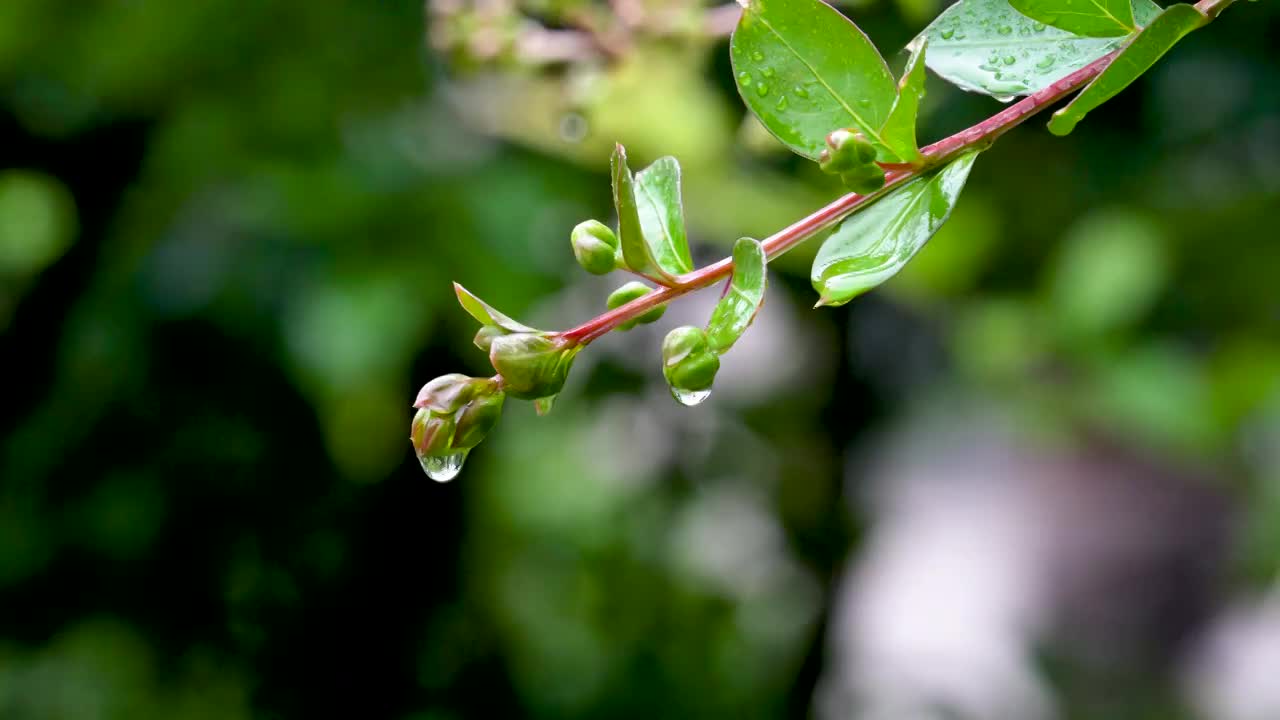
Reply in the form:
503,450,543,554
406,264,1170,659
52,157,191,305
1,0,1278,717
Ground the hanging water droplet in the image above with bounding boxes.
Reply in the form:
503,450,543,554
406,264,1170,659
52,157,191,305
671,387,712,407
761,67,775,78
738,71,753,87
997,25,1013,35
751,50,765,62
534,395,557,416
420,450,468,482
940,29,955,39
993,93,1017,103
755,83,770,97
793,86,809,98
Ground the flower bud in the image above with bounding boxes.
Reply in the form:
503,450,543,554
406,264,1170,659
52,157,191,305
819,129,877,174
414,373,483,413
489,332,579,400
607,281,665,330
840,162,886,194
571,219,620,275
411,407,458,458
661,326,720,392
453,390,505,450
473,324,505,352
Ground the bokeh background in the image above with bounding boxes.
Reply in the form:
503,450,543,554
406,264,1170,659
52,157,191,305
2,0,1279,718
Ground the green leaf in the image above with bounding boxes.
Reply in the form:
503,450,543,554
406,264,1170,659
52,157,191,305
880,39,929,164
922,0,1162,99
730,0,901,161
1009,0,1136,38
706,238,768,353
634,157,695,276
453,283,538,333
611,145,690,283
812,152,979,306
1048,3,1206,136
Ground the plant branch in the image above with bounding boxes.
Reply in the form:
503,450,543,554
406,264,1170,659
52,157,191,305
560,0,1229,344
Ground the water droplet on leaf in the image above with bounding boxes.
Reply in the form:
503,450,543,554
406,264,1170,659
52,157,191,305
762,67,775,78
1003,55,1016,65
775,95,788,110
1036,55,1056,69
420,450,468,482
793,86,809,98
940,29,955,39
755,83,770,97
738,71,752,86
751,50,765,62
997,25,1013,35
1033,22,1047,31
671,387,712,407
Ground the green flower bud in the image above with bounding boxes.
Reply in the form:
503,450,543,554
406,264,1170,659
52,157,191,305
453,390,505,450
474,324,505,352
571,219,620,275
661,326,720,392
414,373,483,413
489,332,579,400
819,129,878,174
411,407,458,458
840,162,886,194
606,281,665,330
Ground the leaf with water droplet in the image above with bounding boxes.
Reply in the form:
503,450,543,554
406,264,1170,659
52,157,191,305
1048,4,1206,136
1009,0,1136,37
731,0,901,162
706,238,767,354
421,450,468,482
454,283,539,333
920,0,1161,98
812,152,980,306
879,39,928,164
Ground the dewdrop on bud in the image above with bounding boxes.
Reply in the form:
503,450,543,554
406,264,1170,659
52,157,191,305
661,326,720,407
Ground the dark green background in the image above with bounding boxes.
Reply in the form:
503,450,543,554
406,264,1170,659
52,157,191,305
2,0,1278,717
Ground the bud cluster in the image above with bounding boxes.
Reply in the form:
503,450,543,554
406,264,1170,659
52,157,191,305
412,375,506,464
818,129,886,194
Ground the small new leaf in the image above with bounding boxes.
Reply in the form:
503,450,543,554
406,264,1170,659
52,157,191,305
706,238,768,354
1009,0,1136,37
922,0,1162,99
453,283,539,333
812,152,979,306
731,0,901,161
879,39,929,164
1048,3,1207,136
611,146,690,284
635,157,695,277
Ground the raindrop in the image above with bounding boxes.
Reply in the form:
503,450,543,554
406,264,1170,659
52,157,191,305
671,387,712,407
762,67,775,78
1032,22,1047,32
794,86,809,98
755,83,770,97
1003,55,1016,65
997,25,1013,35
953,31,966,39
775,95,788,110
738,71,753,87
420,451,468,482
993,93,1017,103
752,50,765,61
534,395,557,416
941,29,955,39
1036,55,1056,69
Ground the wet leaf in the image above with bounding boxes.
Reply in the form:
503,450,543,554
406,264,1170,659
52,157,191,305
706,237,767,353
1009,0,1136,37
880,39,929,164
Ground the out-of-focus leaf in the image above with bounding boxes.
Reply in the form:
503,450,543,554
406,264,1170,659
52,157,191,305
453,282,539,333
730,0,900,161
1010,0,1137,37
1048,3,1207,135
880,39,929,164
812,152,979,306
706,237,767,353
922,0,1161,98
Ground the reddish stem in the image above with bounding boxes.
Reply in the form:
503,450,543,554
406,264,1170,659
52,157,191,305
560,0,1229,344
